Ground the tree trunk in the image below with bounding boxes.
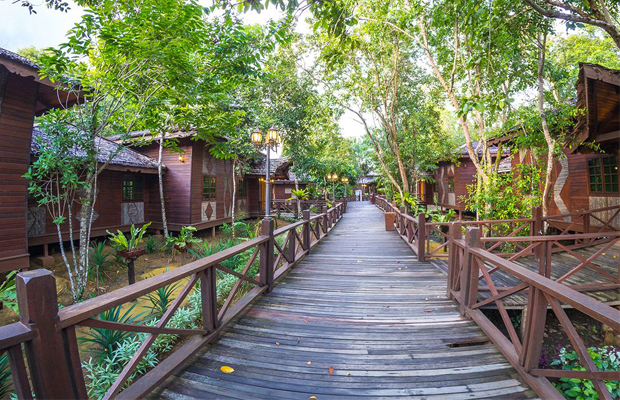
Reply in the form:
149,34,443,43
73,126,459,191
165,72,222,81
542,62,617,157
158,132,169,237
537,32,556,217
231,158,237,239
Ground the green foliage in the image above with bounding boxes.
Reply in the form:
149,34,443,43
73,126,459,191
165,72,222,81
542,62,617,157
89,241,114,283
145,235,157,254
551,346,620,399
428,209,456,223
0,353,13,399
288,188,309,201
107,223,151,252
164,226,201,254
0,271,19,315
143,279,183,318
79,303,144,360
220,220,259,240
464,163,543,223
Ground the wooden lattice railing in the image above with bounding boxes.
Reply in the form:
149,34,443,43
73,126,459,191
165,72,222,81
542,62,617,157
448,227,620,400
0,203,345,399
268,199,348,218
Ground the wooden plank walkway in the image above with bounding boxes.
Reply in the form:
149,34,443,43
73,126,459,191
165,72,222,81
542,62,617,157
153,202,537,399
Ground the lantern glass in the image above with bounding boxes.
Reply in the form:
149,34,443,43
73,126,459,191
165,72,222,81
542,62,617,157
267,125,280,144
251,130,263,145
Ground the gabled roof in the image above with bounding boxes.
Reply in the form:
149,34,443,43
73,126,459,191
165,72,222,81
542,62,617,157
108,129,198,142
31,127,160,170
456,140,506,157
0,47,81,115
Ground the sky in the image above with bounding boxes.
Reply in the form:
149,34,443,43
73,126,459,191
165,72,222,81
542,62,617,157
0,0,366,139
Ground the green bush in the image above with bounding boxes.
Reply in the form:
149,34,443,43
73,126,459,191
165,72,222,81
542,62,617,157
551,346,620,399
89,241,114,283
0,271,18,314
0,353,13,398
145,235,157,254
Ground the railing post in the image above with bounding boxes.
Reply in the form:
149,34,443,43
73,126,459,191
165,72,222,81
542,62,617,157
399,206,406,235
417,212,426,262
446,222,462,299
303,210,311,252
16,270,86,399
200,266,218,332
260,218,275,292
460,228,481,314
583,212,591,234
322,206,329,234
343,198,347,213
286,229,296,263
531,206,543,237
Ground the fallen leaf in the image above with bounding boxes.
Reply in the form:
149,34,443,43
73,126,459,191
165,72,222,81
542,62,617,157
220,366,234,374
307,361,312,365
304,317,309,323
424,309,433,312
398,267,402,270
346,371,351,376
276,342,280,346
328,367,334,375
309,396,318,399
357,260,362,263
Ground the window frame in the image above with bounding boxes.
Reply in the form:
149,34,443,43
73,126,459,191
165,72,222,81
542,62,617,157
237,178,246,198
587,154,619,196
447,176,455,193
202,175,217,201
122,174,143,202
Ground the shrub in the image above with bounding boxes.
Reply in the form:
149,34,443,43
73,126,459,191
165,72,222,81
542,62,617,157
107,223,151,252
89,241,114,283
163,226,201,257
551,346,620,399
0,353,13,398
143,280,183,318
79,303,144,360
145,235,157,254
0,271,19,314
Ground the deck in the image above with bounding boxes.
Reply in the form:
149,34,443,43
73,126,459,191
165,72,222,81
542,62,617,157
153,203,537,399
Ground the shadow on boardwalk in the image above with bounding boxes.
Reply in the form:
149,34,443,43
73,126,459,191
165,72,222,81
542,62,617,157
154,202,537,399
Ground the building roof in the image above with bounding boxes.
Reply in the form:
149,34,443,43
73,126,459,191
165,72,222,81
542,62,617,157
31,127,160,170
358,176,378,184
0,47,81,115
248,156,291,176
108,129,198,142
497,156,512,173
456,140,506,157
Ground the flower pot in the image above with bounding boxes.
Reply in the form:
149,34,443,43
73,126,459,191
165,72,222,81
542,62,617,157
117,249,145,261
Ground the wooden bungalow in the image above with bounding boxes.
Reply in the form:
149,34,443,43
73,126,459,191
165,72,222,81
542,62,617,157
246,157,307,205
116,131,257,234
27,128,161,256
508,63,619,230
0,48,78,272
428,141,509,213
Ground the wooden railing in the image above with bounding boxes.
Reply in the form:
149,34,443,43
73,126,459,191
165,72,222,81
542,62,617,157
268,199,348,218
447,227,620,400
374,195,620,261
1,203,346,399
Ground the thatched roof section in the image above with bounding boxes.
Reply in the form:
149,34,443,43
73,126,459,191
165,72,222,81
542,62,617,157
31,127,160,170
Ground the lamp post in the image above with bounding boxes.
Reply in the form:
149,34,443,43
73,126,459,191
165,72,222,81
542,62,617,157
327,173,338,202
251,125,281,218
341,177,349,200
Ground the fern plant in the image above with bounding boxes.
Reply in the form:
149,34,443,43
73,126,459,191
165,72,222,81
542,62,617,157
89,241,114,284
0,271,18,314
144,280,183,318
145,235,157,254
107,222,152,252
79,303,144,360
0,353,13,398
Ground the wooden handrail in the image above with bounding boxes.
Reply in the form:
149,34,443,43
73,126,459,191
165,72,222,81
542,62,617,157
5,202,348,400
479,231,620,243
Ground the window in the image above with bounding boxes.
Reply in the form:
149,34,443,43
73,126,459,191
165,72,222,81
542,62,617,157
588,155,618,194
202,176,216,200
237,178,246,198
447,177,455,192
122,174,143,201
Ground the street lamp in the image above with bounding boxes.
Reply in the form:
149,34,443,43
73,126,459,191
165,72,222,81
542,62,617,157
251,125,281,218
341,177,349,200
327,173,338,202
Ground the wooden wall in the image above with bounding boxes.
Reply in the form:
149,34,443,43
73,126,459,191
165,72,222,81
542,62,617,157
27,169,157,246
433,158,476,210
0,68,39,272
273,182,306,200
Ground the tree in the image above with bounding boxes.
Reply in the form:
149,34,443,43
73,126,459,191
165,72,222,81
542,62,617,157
522,0,620,49
30,0,209,300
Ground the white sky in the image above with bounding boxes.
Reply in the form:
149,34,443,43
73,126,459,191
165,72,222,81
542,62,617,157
0,0,366,139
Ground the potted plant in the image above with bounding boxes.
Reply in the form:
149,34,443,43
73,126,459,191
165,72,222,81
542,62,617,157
164,226,201,263
107,222,151,285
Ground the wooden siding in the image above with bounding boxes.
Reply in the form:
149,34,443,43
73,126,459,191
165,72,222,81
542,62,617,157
0,70,38,271
433,158,476,210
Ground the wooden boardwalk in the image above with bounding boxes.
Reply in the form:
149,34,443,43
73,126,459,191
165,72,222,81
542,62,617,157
154,203,537,399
